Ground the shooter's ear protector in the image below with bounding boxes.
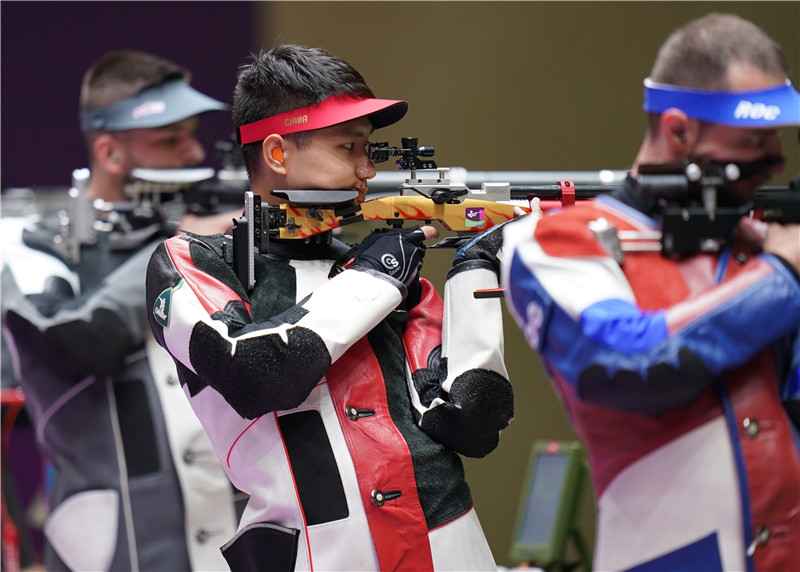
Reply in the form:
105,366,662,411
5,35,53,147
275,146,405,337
271,146,285,164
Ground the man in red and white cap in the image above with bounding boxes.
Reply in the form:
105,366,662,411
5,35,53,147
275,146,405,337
145,45,514,570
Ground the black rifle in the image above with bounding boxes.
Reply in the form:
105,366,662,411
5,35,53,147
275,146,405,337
635,161,800,255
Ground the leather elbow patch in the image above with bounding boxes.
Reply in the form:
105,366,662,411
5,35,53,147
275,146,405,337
189,321,331,418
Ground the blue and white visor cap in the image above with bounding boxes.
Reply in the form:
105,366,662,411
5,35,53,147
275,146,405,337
643,78,800,127
80,78,228,132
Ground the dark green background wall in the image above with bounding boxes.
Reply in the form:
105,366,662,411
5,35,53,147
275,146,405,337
256,2,800,566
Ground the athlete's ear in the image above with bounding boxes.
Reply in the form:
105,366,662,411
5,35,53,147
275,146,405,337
93,134,127,176
262,135,287,175
661,108,698,157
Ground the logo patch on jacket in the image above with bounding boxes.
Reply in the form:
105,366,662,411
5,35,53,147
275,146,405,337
153,285,175,327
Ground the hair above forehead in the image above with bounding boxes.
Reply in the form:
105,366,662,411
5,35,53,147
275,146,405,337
80,50,190,111
650,13,789,90
232,44,376,128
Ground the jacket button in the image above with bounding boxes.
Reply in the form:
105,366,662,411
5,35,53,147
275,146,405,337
743,417,760,438
747,526,770,556
370,489,402,507
345,406,376,421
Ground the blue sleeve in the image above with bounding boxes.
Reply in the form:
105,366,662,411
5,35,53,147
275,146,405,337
505,230,800,416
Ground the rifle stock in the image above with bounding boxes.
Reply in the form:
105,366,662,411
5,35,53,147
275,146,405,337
265,195,525,239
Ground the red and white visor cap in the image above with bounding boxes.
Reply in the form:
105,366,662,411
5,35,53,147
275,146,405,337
237,95,408,144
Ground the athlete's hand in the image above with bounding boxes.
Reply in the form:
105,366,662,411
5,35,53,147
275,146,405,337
452,216,525,277
354,225,438,286
764,222,800,275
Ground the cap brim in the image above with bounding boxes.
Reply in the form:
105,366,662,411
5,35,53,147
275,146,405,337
361,99,408,129
81,78,228,132
237,96,408,144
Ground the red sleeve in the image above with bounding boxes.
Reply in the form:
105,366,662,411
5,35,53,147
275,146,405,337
403,278,443,372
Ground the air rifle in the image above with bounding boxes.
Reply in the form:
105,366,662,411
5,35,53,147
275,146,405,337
49,136,246,266
229,139,798,290
614,161,800,257
231,137,618,290
52,166,205,265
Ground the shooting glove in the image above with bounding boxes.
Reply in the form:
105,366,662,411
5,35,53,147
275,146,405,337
450,216,525,278
354,226,428,288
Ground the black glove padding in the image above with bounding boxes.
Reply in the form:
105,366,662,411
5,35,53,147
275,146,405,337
419,369,514,458
354,226,428,287
452,216,525,276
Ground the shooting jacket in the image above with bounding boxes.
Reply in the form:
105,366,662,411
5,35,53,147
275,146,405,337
145,229,513,571
1,211,239,572
503,179,800,572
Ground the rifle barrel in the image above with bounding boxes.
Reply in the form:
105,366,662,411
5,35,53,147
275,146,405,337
508,185,616,201
366,168,628,195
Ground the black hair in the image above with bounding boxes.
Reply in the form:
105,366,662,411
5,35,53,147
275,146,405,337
232,45,376,176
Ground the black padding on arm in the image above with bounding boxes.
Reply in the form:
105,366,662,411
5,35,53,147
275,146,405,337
36,308,134,376
577,347,716,416
419,369,514,458
189,321,331,418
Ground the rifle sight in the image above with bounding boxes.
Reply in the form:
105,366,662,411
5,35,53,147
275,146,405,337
368,137,437,170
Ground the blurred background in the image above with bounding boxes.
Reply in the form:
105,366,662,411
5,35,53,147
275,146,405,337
2,2,799,568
